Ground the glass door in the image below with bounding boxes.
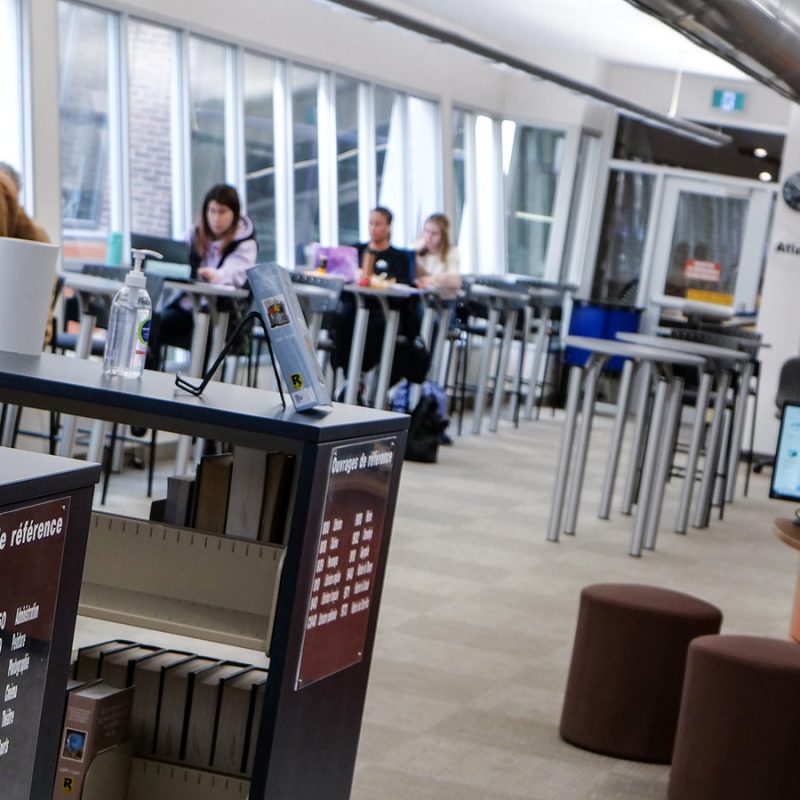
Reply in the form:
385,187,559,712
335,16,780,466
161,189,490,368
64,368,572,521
645,177,773,320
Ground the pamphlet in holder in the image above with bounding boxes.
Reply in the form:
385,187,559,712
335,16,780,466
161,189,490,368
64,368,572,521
246,263,332,411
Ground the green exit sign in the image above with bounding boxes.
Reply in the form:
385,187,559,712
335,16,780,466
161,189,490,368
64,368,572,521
712,89,745,112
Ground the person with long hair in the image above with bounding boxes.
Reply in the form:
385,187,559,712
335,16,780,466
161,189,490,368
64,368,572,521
414,212,461,298
148,184,257,366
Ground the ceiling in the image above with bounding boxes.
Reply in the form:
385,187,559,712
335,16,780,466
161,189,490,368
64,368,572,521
373,0,751,79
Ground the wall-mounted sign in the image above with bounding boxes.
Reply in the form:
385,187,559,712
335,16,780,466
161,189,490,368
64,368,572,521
712,89,745,112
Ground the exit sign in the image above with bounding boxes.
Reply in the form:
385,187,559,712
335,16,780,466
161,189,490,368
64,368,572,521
712,89,745,112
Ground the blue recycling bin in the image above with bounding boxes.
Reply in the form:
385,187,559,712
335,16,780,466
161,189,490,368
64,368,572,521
565,300,642,373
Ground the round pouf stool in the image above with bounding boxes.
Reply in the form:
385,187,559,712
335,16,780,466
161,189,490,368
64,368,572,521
668,635,800,800
559,583,722,763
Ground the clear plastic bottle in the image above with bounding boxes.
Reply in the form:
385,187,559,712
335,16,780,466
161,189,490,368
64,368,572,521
102,248,158,378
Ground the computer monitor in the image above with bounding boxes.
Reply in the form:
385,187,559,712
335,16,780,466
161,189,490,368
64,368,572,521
129,233,190,268
769,402,800,504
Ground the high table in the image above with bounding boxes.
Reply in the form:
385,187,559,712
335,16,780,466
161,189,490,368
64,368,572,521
616,332,751,530
162,280,249,473
341,283,421,410
47,273,122,459
465,283,526,434
548,335,705,557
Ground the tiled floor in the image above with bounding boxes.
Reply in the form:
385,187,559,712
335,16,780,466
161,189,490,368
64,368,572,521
35,403,795,799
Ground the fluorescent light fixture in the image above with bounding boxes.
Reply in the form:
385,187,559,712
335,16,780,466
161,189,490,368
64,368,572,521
754,146,768,158
758,170,773,181
319,0,731,147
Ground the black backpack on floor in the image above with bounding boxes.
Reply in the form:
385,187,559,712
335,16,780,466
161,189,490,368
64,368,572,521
405,393,449,463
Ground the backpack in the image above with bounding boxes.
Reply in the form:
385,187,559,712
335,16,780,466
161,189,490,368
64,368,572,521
405,393,449,463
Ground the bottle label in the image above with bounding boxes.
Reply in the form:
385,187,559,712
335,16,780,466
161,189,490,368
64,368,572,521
138,318,151,346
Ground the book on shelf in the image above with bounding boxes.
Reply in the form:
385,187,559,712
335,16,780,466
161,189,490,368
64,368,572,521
73,639,139,682
211,667,269,775
182,661,254,768
193,453,234,534
129,649,196,756
164,473,196,528
153,656,222,762
99,644,165,689
52,681,134,799
225,447,269,539
258,452,295,545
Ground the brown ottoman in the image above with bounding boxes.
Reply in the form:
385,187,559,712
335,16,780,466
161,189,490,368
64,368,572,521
559,583,722,763
668,635,800,800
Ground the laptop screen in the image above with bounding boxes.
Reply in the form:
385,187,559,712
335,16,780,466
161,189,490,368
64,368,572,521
770,402,800,502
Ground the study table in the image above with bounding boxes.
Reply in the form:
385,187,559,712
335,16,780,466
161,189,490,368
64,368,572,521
773,518,800,642
0,349,409,800
341,282,422,409
548,336,705,557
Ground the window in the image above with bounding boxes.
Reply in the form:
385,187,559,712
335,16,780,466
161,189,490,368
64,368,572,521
503,122,565,277
374,86,403,218
189,36,228,218
407,96,440,240
336,76,360,246
0,0,23,185
59,1,112,235
592,170,656,301
243,52,277,261
452,108,467,242
128,19,176,237
291,65,321,258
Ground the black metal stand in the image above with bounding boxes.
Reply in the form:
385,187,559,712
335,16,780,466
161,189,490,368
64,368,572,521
174,311,287,409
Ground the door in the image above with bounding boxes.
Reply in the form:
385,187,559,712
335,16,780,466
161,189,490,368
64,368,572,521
642,176,773,328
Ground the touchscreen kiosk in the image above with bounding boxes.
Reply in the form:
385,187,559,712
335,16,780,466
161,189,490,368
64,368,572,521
770,402,800,507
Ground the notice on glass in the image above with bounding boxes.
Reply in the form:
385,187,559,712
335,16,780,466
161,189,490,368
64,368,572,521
0,497,71,799
296,437,397,690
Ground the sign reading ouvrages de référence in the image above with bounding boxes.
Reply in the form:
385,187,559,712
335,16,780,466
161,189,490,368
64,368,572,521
0,497,71,799
296,437,397,689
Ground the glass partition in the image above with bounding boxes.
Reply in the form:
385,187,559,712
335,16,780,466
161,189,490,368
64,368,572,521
336,76,360,246
292,65,321,260
0,0,22,189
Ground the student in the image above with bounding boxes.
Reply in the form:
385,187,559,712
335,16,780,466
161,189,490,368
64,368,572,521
331,207,421,396
148,184,257,366
414,212,461,298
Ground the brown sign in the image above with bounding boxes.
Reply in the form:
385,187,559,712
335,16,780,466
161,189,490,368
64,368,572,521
296,437,397,689
0,496,71,799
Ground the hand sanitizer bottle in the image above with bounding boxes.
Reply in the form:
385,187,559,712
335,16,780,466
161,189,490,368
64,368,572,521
102,248,161,378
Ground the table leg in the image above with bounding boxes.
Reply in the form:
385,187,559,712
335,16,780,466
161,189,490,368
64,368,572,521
57,312,97,457
489,307,518,432
432,306,452,386
373,309,400,410
675,370,713,534
621,360,654,515
630,376,669,557
471,307,500,435
547,365,584,543
1,405,19,447
344,297,369,406
598,358,634,520
644,377,683,551
692,369,731,529
725,360,753,504
524,306,551,421
564,357,603,535
508,305,532,423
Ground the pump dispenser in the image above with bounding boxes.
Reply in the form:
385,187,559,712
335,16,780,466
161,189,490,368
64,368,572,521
102,248,162,378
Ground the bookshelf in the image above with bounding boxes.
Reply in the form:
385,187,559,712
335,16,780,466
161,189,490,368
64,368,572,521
0,352,409,800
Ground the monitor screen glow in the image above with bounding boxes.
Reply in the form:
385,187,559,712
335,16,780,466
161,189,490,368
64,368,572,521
770,403,800,502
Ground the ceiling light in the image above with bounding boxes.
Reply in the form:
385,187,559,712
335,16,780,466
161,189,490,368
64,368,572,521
753,146,768,158
321,0,731,148
758,171,773,181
